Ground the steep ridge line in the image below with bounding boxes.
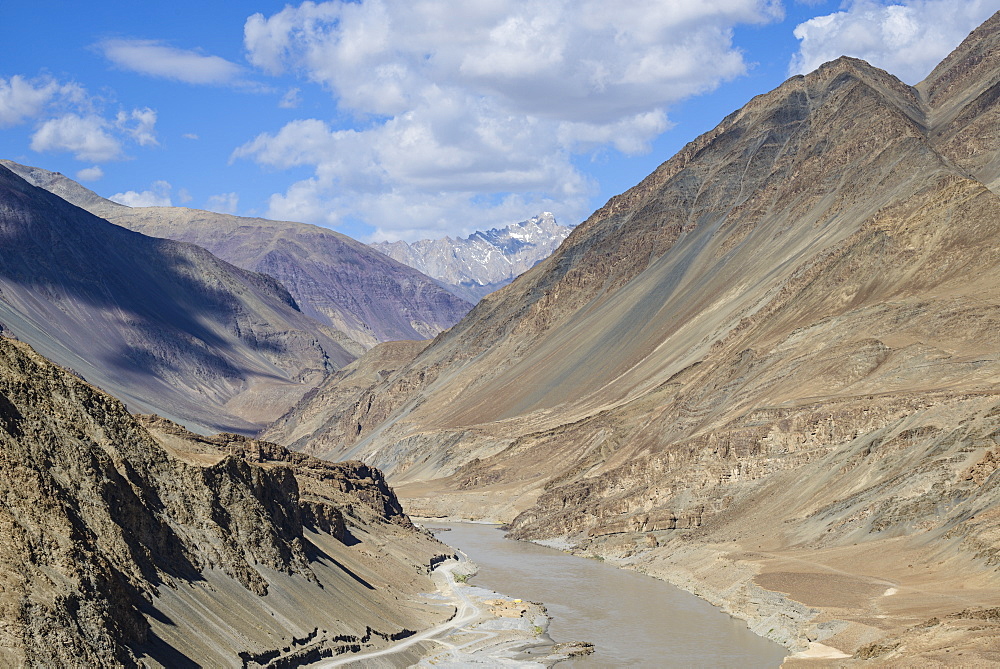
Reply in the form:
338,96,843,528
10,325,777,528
267,52,977,465
1,159,473,349
0,164,362,434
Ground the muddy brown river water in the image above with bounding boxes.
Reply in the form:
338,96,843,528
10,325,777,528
433,522,788,668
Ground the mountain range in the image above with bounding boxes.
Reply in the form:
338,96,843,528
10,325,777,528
1,160,473,349
263,12,1000,662
5,10,1000,665
0,163,366,434
371,212,572,302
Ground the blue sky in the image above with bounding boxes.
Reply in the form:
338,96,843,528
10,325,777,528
2,1,997,242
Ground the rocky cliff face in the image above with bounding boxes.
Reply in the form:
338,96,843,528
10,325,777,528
1,160,473,349
266,13,1000,661
0,334,449,667
0,164,365,434
371,213,572,302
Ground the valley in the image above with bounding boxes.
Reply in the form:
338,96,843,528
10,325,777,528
2,159,473,349
0,163,361,435
264,11,1000,664
2,7,1000,668
428,521,789,667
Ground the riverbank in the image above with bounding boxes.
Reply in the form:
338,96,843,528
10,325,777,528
311,539,592,668
577,530,1000,666
402,510,1000,666
413,551,594,667
423,521,788,667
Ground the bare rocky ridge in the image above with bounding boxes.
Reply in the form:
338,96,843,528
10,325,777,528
0,334,452,667
265,13,1000,662
0,161,121,218
0,159,473,349
371,213,573,303
0,164,365,434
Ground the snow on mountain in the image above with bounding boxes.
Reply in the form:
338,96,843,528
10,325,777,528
372,213,572,302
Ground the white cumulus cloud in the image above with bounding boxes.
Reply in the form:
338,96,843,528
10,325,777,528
31,114,123,162
206,192,239,214
2,73,159,164
29,103,160,163
99,39,245,85
790,0,999,83
116,108,158,147
239,0,784,239
76,166,104,182
0,75,58,127
110,180,173,207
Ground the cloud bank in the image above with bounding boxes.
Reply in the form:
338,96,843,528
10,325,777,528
110,180,173,207
0,76,60,127
238,0,784,240
790,0,998,84
0,73,159,164
31,114,124,162
99,39,245,85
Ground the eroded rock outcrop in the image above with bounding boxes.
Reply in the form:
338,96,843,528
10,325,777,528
0,336,449,667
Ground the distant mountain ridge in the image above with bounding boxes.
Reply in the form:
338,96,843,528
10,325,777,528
371,213,572,302
0,163,359,434
1,159,473,348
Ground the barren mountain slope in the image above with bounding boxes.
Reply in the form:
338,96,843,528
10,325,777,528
267,339,431,451
268,50,950,465
0,165,361,434
0,160,473,348
266,14,1000,661
0,160,122,218
917,12,1000,194
0,335,451,667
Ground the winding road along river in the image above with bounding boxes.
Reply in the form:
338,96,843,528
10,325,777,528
435,522,789,668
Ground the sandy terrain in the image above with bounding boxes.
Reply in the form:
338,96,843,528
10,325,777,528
757,540,1000,666
314,551,592,668
615,532,1000,667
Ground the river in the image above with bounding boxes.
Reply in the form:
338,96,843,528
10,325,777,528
431,522,788,668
